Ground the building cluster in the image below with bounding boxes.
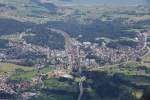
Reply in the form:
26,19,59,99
85,32,149,66
0,74,15,95
0,30,149,99
0,30,149,70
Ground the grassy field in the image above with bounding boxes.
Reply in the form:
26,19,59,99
142,54,150,67
0,62,33,73
0,34,22,42
10,70,37,80
35,93,76,100
96,62,149,76
10,67,53,80
44,78,78,92
132,90,143,99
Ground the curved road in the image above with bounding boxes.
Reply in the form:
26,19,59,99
49,28,85,100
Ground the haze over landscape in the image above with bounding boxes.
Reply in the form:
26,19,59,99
54,0,149,6
0,0,149,100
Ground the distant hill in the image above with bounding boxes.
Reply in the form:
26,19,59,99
32,0,58,13
53,0,148,6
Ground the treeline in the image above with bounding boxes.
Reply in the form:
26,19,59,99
81,70,149,100
107,40,138,49
24,28,65,50
0,39,9,48
0,19,34,35
0,18,65,50
0,18,148,49
45,19,139,43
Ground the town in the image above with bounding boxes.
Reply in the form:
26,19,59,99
0,28,149,99
0,29,149,70
0,0,150,99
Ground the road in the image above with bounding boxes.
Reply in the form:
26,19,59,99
77,76,86,100
78,80,83,100
49,28,86,100
49,28,82,69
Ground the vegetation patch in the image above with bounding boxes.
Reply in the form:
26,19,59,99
0,63,33,73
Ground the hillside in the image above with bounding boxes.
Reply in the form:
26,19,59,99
0,0,149,100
